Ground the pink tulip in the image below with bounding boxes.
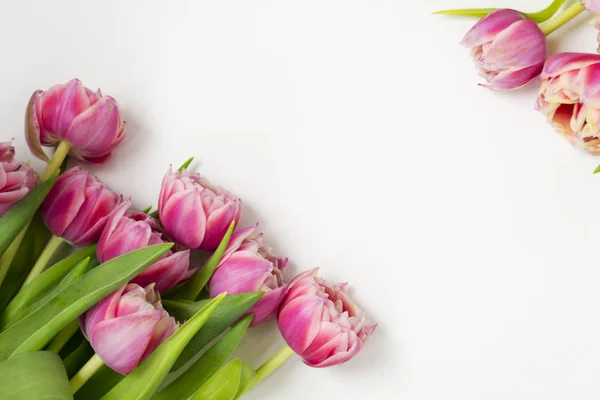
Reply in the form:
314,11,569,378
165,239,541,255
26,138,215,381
40,167,120,246
0,140,39,216
81,283,179,374
98,201,190,293
461,9,547,90
158,167,242,250
277,269,377,368
26,78,126,163
536,52,600,154
209,224,288,325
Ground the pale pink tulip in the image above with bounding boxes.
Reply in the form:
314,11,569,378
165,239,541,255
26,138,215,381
81,283,179,374
277,269,376,368
461,9,547,90
40,167,120,245
158,167,241,250
26,78,125,163
209,224,288,325
98,201,190,293
536,52,600,154
0,140,38,216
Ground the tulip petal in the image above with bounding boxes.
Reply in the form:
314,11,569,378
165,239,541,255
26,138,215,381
200,201,241,251
461,9,524,48
541,52,600,79
132,250,190,293
248,285,288,325
40,168,87,236
209,252,273,295
24,91,50,162
161,188,206,249
278,296,324,354
219,224,258,266
91,309,163,374
82,285,126,339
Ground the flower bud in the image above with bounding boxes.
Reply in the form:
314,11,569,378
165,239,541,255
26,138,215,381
98,201,190,293
277,269,376,368
80,283,179,374
461,9,547,90
158,167,241,250
40,167,120,245
209,224,287,325
26,78,126,163
0,141,39,216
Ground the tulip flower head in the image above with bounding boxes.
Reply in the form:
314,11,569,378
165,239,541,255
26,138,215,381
461,9,547,90
81,283,179,374
0,140,38,216
209,224,288,325
40,167,120,245
278,269,376,368
536,52,600,154
98,201,190,293
26,78,126,163
158,167,242,250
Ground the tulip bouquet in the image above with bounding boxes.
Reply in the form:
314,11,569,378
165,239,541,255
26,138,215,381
0,78,376,400
435,0,600,167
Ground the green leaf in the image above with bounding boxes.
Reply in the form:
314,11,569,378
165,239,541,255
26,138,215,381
166,292,263,370
166,221,235,301
191,359,256,400
0,243,172,361
0,351,72,400
0,172,57,259
100,293,226,400
63,340,95,380
178,156,195,172
74,293,262,400
141,205,152,214
594,164,600,174
154,314,253,400
0,212,51,312
0,244,97,330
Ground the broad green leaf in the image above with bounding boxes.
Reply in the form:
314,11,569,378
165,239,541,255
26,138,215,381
0,351,72,400
63,339,95,379
166,221,235,301
0,243,172,361
178,156,195,172
0,173,57,258
0,212,51,312
167,292,263,370
0,244,97,329
154,314,253,400
100,293,226,400
74,293,262,400
191,359,256,400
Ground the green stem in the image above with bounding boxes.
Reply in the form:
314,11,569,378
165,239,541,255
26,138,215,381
433,0,567,23
0,223,29,289
253,345,295,386
41,140,71,181
47,320,79,353
539,1,585,36
22,235,65,286
70,353,104,394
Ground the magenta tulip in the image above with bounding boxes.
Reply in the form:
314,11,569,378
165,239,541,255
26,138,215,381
277,269,377,368
0,140,38,216
158,167,241,250
209,224,288,325
98,201,190,293
26,78,126,163
81,283,179,374
536,52,600,154
40,167,120,245
461,9,547,90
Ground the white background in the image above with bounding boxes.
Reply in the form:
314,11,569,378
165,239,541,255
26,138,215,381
2,0,600,399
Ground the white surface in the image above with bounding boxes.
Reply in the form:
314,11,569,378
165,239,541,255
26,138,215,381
2,0,600,399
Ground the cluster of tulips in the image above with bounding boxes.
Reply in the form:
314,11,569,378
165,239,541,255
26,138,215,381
437,0,600,160
0,78,376,399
